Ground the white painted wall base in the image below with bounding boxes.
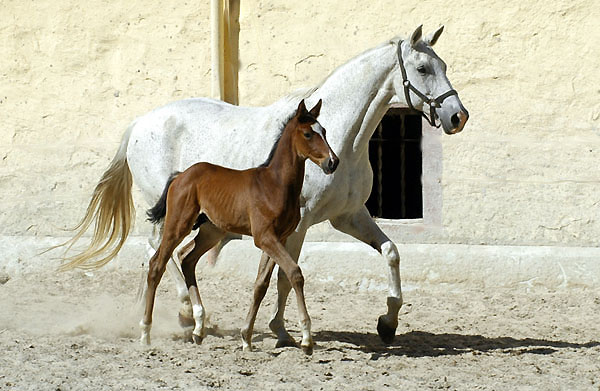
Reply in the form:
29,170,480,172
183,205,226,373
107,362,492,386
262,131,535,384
1,236,598,290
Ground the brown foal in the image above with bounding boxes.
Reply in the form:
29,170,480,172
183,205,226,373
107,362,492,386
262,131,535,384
142,99,338,354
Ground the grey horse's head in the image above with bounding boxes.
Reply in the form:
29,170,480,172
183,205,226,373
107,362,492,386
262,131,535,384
393,25,469,135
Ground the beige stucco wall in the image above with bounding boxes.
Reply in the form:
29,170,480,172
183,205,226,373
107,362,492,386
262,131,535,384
2,0,599,247
2,0,212,238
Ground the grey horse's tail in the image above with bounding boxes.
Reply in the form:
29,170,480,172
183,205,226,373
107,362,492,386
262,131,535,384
56,124,136,271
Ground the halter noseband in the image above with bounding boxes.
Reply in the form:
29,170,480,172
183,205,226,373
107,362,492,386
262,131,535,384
397,40,458,128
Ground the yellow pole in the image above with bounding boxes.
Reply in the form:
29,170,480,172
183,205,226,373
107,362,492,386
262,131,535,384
223,0,240,105
211,0,225,100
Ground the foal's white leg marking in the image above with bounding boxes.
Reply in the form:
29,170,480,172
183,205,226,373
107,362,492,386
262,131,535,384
299,317,312,353
192,304,205,340
188,279,209,343
139,320,152,345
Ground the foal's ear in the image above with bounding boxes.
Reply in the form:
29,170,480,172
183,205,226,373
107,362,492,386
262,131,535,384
296,99,308,116
308,99,322,118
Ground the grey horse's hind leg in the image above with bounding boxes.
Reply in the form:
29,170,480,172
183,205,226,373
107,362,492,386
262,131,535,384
202,232,241,266
330,206,402,344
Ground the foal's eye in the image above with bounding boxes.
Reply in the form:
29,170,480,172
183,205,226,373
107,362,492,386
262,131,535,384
303,132,313,139
417,65,427,74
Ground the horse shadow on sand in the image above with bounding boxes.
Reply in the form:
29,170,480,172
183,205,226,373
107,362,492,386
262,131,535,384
312,330,600,359
173,327,598,359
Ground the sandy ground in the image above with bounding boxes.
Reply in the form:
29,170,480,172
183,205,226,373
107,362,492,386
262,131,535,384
1,266,599,391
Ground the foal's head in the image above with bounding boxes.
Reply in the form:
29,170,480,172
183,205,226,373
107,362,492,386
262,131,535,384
291,99,339,174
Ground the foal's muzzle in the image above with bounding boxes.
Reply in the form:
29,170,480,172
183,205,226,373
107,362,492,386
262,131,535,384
321,156,339,174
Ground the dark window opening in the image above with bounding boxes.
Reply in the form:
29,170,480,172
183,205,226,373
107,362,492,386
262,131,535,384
366,109,423,219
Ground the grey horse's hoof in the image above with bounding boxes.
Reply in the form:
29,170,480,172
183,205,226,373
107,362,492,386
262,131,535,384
275,337,298,349
377,315,396,344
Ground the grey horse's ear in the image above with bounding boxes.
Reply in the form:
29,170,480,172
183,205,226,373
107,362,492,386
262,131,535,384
410,25,423,48
424,26,444,46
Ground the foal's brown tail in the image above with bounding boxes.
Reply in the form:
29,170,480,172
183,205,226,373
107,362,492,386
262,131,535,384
146,172,181,224
57,125,136,271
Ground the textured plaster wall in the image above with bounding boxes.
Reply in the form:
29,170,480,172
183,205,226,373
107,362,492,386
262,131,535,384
1,0,212,237
2,0,599,247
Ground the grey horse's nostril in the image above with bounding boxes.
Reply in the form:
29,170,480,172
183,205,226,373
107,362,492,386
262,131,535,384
451,113,460,128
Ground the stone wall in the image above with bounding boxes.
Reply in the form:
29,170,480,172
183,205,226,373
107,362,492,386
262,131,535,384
2,0,599,247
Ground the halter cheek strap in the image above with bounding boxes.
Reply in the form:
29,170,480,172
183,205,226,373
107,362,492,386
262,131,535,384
397,40,458,128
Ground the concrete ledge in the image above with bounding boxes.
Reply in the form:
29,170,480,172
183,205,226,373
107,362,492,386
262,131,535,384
1,236,598,289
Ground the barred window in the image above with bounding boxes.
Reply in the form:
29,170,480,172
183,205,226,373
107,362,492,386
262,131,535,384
367,109,423,219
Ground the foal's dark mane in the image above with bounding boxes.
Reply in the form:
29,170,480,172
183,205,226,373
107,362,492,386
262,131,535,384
259,110,317,168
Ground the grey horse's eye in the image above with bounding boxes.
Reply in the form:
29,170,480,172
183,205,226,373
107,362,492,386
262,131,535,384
417,65,427,74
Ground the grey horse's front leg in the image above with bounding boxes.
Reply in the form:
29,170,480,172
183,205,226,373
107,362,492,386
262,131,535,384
330,206,403,344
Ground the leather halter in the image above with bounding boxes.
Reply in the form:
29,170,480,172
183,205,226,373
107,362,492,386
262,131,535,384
397,40,458,128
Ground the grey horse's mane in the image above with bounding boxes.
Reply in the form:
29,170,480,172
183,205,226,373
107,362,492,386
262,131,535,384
281,36,404,105
262,36,404,169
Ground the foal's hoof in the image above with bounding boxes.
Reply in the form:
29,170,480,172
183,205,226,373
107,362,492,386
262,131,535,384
240,329,253,351
192,333,204,345
301,344,314,355
242,342,253,352
377,315,397,345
